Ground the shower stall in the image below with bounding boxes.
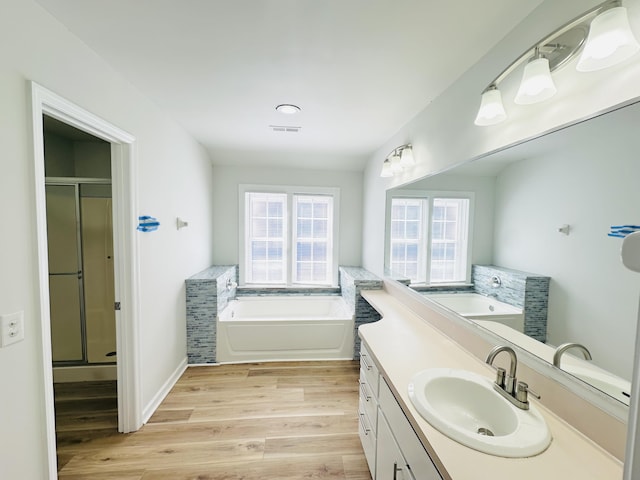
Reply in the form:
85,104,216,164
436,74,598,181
46,179,116,368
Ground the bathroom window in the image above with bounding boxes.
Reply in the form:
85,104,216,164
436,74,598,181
245,192,287,284
293,195,333,284
240,186,339,286
387,193,472,284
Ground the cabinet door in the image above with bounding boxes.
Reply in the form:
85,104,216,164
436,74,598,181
376,412,414,480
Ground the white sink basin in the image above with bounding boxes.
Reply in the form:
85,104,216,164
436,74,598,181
408,368,551,457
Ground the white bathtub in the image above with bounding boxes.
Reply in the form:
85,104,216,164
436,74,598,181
425,293,525,332
216,296,355,363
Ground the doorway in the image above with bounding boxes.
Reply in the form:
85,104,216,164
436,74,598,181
31,82,142,479
44,118,117,373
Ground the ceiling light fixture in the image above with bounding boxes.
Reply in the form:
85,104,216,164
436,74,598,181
474,0,639,126
379,144,415,178
275,104,301,114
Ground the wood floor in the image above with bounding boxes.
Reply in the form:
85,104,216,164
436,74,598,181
55,360,371,480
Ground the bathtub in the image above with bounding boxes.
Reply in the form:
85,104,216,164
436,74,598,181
425,293,525,333
216,296,355,363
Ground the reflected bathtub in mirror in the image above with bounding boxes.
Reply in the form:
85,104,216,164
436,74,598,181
424,293,524,333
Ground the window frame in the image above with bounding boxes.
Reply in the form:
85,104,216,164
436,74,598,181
385,189,474,285
239,184,340,287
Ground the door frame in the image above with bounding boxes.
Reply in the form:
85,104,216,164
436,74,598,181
30,82,142,478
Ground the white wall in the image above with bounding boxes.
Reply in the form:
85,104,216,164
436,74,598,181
362,0,640,275
493,102,640,380
0,1,215,478
210,164,363,273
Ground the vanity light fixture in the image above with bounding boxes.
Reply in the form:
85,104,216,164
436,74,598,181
474,0,639,126
379,144,414,178
475,85,507,126
275,104,301,114
380,158,394,177
514,48,557,105
577,4,640,71
400,145,415,167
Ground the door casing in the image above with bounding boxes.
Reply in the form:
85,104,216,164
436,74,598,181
30,82,142,479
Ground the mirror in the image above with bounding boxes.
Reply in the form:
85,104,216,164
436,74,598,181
384,99,640,407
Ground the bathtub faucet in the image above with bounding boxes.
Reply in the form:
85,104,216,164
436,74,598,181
552,343,592,368
226,278,238,291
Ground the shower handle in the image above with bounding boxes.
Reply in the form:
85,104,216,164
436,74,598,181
49,270,83,279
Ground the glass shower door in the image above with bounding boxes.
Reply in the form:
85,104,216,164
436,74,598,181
81,184,116,363
46,184,85,363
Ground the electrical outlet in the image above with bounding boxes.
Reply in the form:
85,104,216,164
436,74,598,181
0,311,24,347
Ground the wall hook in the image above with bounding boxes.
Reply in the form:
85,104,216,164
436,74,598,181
558,224,571,235
176,217,189,230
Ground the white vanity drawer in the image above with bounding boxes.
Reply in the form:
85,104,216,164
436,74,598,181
358,398,377,476
360,343,379,396
359,369,378,433
379,378,443,480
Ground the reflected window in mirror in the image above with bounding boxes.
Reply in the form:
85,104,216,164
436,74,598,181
431,198,470,283
386,191,474,285
390,197,428,282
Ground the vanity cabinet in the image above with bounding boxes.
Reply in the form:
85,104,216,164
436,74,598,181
359,344,443,480
359,344,379,476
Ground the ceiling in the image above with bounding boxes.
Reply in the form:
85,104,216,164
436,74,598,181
35,0,542,171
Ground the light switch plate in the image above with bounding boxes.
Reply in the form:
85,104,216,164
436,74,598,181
0,311,24,347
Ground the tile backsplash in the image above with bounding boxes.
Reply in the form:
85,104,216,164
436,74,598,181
339,266,383,358
185,265,236,364
472,265,550,342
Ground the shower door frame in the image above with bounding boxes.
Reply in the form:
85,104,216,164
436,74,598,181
46,178,114,367
31,82,142,479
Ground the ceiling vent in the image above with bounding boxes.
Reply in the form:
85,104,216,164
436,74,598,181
270,125,301,133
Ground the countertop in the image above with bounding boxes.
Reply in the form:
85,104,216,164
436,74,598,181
359,288,623,480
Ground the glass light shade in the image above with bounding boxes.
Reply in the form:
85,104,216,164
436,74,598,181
514,57,557,105
400,146,415,167
380,159,393,177
390,153,403,173
577,6,640,72
474,88,507,126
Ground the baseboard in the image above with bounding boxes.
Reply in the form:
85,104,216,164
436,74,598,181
142,357,188,424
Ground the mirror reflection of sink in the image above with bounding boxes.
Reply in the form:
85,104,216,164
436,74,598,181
408,368,551,457
562,365,631,405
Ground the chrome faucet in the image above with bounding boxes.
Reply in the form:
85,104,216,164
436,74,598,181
552,342,592,368
486,345,539,410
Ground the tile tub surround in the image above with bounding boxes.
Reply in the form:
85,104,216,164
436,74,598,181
339,266,383,359
472,265,550,342
186,265,237,364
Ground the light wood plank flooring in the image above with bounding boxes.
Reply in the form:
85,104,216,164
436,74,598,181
55,360,371,480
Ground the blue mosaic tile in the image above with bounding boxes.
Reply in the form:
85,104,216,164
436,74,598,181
472,265,550,342
186,265,237,364
339,266,383,359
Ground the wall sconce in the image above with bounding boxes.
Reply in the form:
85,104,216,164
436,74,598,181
475,0,640,126
379,144,414,177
